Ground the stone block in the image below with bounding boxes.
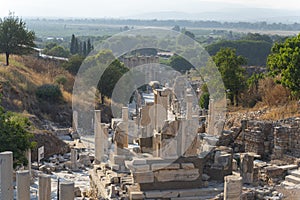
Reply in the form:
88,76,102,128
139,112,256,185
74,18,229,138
151,163,180,171
145,190,179,198
133,171,154,183
181,163,195,169
132,164,150,172
132,159,147,165
130,191,145,200
154,169,200,182
112,155,126,165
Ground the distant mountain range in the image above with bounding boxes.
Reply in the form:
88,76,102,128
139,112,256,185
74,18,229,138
126,8,300,23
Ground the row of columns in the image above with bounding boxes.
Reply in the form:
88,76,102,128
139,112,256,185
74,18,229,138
0,151,75,200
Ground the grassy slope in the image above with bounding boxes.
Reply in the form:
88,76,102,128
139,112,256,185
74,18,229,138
0,54,74,127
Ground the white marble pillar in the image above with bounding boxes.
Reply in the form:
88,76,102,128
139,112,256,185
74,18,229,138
94,110,103,164
0,151,13,200
186,94,193,120
122,107,129,148
70,148,78,170
25,149,31,176
59,181,74,200
38,174,51,200
73,110,78,131
16,170,30,200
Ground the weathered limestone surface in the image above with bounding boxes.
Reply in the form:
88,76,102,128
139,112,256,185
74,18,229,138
59,181,75,200
133,171,154,183
240,153,254,184
0,151,13,200
94,110,103,164
16,170,30,200
224,175,242,200
38,174,51,200
154,168,200,182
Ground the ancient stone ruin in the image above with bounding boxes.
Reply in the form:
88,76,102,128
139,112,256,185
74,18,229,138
2,80,300,199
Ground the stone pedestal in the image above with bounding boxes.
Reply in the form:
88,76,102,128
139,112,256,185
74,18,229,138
0,151,13,200
38,174,51,200
16,170,30,200
240,153,254,184
224,175,242,200
59,181,75,200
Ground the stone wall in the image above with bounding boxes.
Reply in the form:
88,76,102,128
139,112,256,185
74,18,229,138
230,118,300,161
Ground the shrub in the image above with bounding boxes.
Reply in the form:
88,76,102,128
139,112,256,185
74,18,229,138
0,110,35,168
258,77,290,106
54,75,67,86
199,92,210,109
62,54,84,75
36,84,62,102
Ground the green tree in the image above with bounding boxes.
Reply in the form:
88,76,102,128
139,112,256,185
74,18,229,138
36,84,63,102
213,48,246,106
199,84,210,109
87,38,92,54
74,38,79,54
247,73,265,91
83,41,87,56
45,45,70,57
184,30,195,39
169,55,194,73
267,34,300,97
0,13,35,66
70,34,76,54
98,59,129,102
172,25,180,32
62,54,85,75
0,107,35,168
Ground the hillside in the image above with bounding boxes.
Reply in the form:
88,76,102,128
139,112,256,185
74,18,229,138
206,40,272,66
0,55,74,127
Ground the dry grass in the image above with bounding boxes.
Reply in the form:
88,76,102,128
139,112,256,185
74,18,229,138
0,54,74,125
259,101,299,120
258,77,291,107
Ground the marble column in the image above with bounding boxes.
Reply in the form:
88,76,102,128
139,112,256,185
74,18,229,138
73,110,78,131
94,110,103,164
16,170,30,200
70,148,78,170
59,181,74,200
38,174,51,200
25,149,32,176
122,107,129,148
186,94,193,120
0,151,13,200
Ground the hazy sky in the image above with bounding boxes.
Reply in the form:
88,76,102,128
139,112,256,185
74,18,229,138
1,0,300,18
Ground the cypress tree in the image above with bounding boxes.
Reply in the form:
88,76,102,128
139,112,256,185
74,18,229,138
78,41,83,55
74,38,79,54
70,34,76,54
83,41,87,56
87,38,92,54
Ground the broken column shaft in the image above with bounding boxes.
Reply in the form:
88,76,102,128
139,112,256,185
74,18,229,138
38,174,51,200
59,181,75,200
94,110,103,164
16,170,30,200
0,151,13,200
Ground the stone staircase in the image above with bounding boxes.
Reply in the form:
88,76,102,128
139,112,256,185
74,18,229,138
282,168,300,187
